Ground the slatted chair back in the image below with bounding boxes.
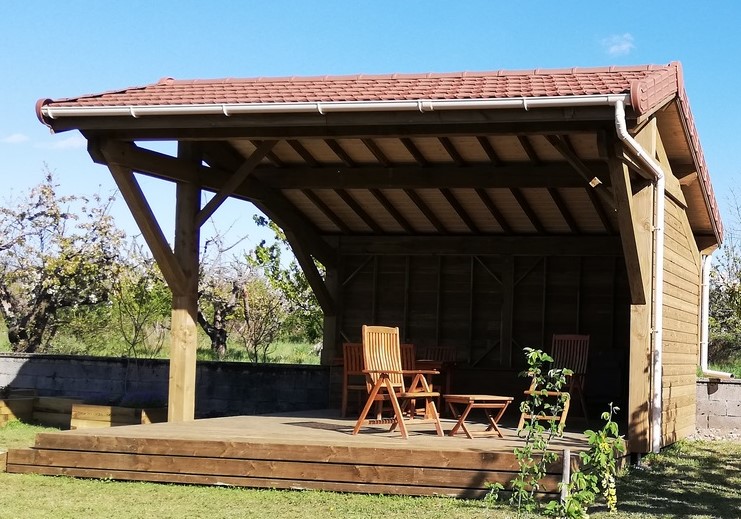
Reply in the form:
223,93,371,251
341,342,367,417
400,343,416,371
362,325,405,392
417,345,457,362
551,334,590,375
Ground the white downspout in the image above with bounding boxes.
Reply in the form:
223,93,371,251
613,100,665,453
699,254,733,379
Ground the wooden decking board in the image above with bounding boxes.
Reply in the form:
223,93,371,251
7,411,585,497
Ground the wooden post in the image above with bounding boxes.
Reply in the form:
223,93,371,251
168,143,201,422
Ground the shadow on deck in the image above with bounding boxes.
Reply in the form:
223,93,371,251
4,409,589,498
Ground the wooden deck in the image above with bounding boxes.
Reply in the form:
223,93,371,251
4,410,589,498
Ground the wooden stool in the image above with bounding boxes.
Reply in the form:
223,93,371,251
444,394,513,439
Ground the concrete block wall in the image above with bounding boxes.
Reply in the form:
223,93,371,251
696,379,741,430
0,353,330,418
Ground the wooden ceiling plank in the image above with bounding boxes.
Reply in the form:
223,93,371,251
287,139,321,167
439,137,466,167
325,139,356,167
362,138,392,167
440,188,479,233
370,189,415,233
510,188,545,233
302,189,352,234
547,187,580,234
404,189,448,233
517,135,542,165
476,136,504,166
474,188,512,233
400,138,429,166
196,140,277,227
336,189,383,233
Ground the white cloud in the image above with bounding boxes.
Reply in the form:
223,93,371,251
602,33,635,56
1,133,30,144
36,135,87,150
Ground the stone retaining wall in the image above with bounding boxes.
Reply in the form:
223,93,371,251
0,353,330,417
696,378,741,431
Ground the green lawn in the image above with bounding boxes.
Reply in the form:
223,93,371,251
1,421,740,518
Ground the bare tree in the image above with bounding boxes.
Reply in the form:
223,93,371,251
230,275,286,363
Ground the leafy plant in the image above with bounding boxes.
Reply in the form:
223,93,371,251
506,348,572,514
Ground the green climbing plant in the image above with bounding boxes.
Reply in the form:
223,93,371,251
508,347,572,515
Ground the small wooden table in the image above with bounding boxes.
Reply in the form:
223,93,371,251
444,394,514,439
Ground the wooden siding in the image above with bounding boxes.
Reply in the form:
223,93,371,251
661,198,701,445
338,252,630,408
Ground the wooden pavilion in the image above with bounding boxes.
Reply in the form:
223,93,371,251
33,61,722,460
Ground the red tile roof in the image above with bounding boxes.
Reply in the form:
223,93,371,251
44,64,677,114
37,62,721,242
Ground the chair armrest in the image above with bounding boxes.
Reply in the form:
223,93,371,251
401,369,440,375
362,369,405,375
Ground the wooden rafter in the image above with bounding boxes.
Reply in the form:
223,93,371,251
287,139,321,167
93,139,202,183
361,138,392,167
335,189,383,233
547,188,579,233
302,189,351,234
400,138,429,166
439,137,466,167
196,140,277,227
404,189,447,233
511,188,545,233
476,136,503,166
440,188,479,233
517,136,541,165
370,189,415,233
475,188,512,233
325,139,356,167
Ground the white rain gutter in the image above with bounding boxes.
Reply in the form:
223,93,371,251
39,94,629,120
42,91,671,450
612,100,665,453
699,254,734,379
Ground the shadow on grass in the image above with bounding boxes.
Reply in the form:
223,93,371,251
611,441,741,518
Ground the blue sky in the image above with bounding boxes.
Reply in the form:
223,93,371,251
1,1,739,247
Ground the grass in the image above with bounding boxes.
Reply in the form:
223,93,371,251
708,356,741,378
2,421,740,518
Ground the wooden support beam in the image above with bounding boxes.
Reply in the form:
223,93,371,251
361,138,391,167
320,263,341,364
338,235,623,257
287,139,321,167
169,142,201,423
608,140,652,305
94,139,202,183
250,139,284,167
500,255,514,367
585,186,615,234
195,140,277,227
253,162,610,189
325,139,356,167
545,134,615,211
102,163,185,295
284,230,336,315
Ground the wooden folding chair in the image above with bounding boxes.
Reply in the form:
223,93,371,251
551,334,590,422
352,325,443,439
341,343,365,418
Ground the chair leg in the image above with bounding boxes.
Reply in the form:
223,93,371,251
353,379,385,435
384,381,408,439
